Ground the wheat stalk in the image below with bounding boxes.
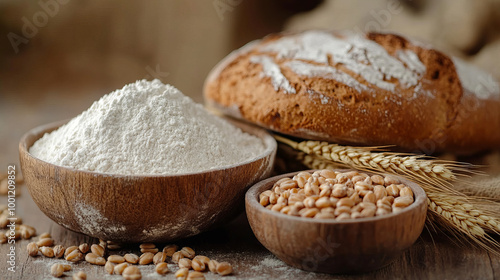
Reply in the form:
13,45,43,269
276,135,500,254
426,193,500,253
275,136,463,190
428,193,500,233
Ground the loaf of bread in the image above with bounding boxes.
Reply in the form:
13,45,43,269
204,30,500,154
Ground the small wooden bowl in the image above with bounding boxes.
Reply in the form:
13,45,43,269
245,170,427,274
20,119,276,243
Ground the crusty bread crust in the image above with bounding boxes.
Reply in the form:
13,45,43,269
204,30,500,154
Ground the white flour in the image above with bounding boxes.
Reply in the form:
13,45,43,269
30,80,266,175
249,55,296,94
249,30,427,93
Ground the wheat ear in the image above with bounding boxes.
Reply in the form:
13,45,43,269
426,193,500,253
275,136,462,189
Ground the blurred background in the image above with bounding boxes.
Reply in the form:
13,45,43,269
1,0,500,168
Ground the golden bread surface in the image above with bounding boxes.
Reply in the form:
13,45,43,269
204,30,500,154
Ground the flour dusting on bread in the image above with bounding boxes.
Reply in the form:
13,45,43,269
250,55,296,94
250,30,427,93
285,60,369,92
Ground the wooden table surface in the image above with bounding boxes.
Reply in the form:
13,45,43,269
1,171,499,280
1,83,500,280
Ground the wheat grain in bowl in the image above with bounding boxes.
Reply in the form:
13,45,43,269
19,80,277,242
245,169,427,274
260,169,415,220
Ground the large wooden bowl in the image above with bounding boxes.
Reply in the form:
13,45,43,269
19,120,276,243
245,170,427,274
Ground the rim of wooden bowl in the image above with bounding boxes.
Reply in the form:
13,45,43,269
246,169,427,225
19,118,277,178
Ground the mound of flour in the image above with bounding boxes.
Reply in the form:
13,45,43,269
30,80,266,175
